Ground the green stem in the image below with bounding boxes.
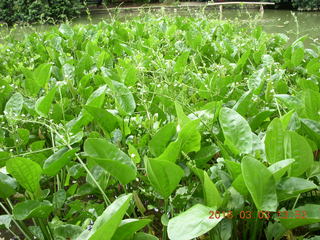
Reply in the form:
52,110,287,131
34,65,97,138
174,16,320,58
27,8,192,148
75,153,111,205
36,218,51,240
162,199,169,240
0,202,32,240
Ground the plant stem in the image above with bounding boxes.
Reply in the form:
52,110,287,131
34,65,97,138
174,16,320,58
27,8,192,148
36,218,52,240
0,202,32,240
162,198,169,240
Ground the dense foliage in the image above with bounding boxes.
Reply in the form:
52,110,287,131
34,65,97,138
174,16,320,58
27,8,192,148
0,14,320,239
256,0,320,9
0,0,83,26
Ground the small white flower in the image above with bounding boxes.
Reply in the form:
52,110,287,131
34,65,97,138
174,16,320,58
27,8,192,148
130,153,136,158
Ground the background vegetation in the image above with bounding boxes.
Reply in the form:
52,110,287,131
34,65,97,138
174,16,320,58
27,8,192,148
0,0,320,25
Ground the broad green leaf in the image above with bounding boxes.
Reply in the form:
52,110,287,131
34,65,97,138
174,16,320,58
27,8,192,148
235,49,251,74
133,232,158,240
16,128,29,146
241,156,278,211
43,148,78,176
265,118,285,164
13,200,53,220
54,224,82,240
149,123,176,157
77,194,132,240
86,85,106,108
59,24,74,37
111,219,152,240
219,107,252,155
249,111,273,131
6,157,42,197
224,160,241,180
175,102,191,127
194,144,219,167
111,80,136,115
0,152,10,168
284,131,314,177
35,86,57,117
279,204,320,229
34,63,51,90
4,93,23,119
291,47,304,67
128,143,141,163
303,89,320,121
168,204,222,240
174,52,189,73
268,159,295,182
232,90,253,116
192,168,222,208
0,173,17,198
300,118,320,147
155,120,201,162
247,68,265,94
276,177,317,201
179,119,201,154
53,189,66,210
85,106,118,134
84,138,137,185
232,174,249,196
145,158,184,199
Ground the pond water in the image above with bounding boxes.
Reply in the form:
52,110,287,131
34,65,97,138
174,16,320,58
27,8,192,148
1,8,320,44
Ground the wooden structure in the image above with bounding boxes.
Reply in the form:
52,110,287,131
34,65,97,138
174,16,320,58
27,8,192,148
208,1,275,11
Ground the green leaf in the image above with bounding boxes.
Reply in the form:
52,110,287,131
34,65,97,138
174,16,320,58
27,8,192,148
128,143,141,163
174,52,189,73
85,106,118,134
219,107,252,155
77,194,132,240
168,204,222,240
13,200,53,220
291,47,304,67
35,86,57,117
6,157,42,196
300,118,320,147
0,173,17,198
43,148,78,176
241,156,278,211
145,158,184,199
84,138,137,185
111,81,136,115
175,102,191,127
194,144,219,168
303,89,320,121
86,85,106,108
284,131,314,177
277,177,317,201
34,63,51,90
232,90,253,116
4,93,24,119
54,224,82,240
133,233,158,240
279,204,320,229
192,168,222,208
268,159,295,182
265,118,285,164
52,189,66,210
111,219,152,240
154,120,200,162
59,24,74,37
